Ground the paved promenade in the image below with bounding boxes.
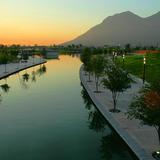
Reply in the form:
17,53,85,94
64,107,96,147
0,57,46,80
80,66,158,160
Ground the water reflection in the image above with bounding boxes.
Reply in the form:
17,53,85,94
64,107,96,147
36,65,47,76
1,84,10,93
88,110,107,132
31,70,36,82
81,85,93,110
0,56,136,160
19,72,30,90
81,86,136,160
81,85,107,132
0,78,10,104
0,64,47,102
22,72,30,82
0,78,10,93
22,65,47,83
101,132,137,160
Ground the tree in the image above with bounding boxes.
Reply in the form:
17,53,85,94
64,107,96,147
31,69,36,82
91,55,106,92
0,53,10,73
80,48,92,77
127,84,160,144
85,60,93,82
102,64,132,112
80,48,92,65
22,53,29,62
125,43,132,53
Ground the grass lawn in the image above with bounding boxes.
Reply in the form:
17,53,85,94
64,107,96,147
116,53,160,84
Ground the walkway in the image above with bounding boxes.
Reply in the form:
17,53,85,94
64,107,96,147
80,65,158,160
0,57,46,80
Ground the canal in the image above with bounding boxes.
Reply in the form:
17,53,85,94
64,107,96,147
0,55,137,160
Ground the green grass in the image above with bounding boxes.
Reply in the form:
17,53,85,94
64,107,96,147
116,54,160,84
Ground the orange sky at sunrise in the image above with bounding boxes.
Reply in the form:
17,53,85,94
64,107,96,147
0,0,159,45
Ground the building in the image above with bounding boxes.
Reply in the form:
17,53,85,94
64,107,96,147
46,49,59,59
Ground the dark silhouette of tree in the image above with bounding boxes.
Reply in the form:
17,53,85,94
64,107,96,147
22,73,30,82
91,55,105,93
37,65,47,76
22,53,29,62
80,48,92,65
81,86,134,159
80,48,92,78
125,44,132,53
31,69,36,82
86,60,93,82
127,83,160,144
100,132,135,160
0,53,10,73
81,87,93,110
1,84,10,93
81,86,107,132
88,109,107,132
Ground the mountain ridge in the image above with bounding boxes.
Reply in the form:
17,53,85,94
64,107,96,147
62,11,160,46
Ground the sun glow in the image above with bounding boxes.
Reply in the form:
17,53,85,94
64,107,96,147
0,0,159,45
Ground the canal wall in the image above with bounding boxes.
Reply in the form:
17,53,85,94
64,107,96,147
80,65,155,160
0,58,47,80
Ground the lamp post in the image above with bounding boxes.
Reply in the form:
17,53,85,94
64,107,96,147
114,52,118,63
143,56,146,84
112,51,115,61
122,54,125,67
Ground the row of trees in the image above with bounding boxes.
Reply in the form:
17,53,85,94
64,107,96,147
80,48,132,113
61,43,160,56
81,48,160,147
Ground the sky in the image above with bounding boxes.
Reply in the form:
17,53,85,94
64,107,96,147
0,0,160,45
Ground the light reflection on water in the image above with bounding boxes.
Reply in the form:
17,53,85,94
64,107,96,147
0,55,136,160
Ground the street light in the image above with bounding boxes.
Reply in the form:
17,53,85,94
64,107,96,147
114,52,117,61
122,54,125,67
143,56,146,84
112,51,115,61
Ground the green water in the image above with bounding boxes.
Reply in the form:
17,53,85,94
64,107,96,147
0,55,137,160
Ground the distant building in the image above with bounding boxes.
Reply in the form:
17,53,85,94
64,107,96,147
46,49,59,59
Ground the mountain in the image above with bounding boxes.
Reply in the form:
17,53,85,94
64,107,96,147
63,11,160,46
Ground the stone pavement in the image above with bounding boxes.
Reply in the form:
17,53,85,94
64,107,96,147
80,66,158,160
0,57,46,80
